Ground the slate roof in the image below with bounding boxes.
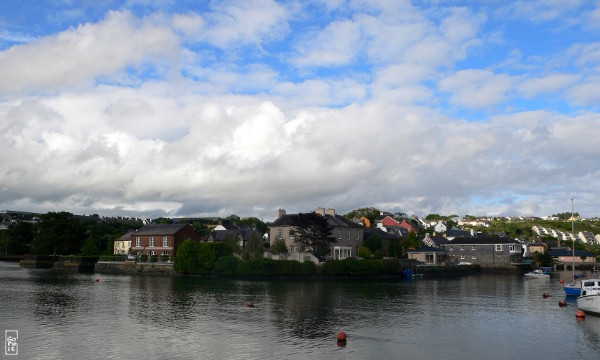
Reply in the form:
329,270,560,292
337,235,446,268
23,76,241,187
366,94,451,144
549,249,595,257
133,224,189,236
271,213,362,228
117,230,136,241
449,236,521,245
363,228,403,241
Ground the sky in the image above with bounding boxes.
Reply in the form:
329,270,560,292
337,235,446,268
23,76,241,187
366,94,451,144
1,0,600,221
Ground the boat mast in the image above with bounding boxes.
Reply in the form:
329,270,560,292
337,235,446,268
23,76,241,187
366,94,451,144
571,198,575,282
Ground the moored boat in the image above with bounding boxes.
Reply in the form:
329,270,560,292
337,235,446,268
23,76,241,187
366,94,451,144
564,280,582,296
524,269,550,279
576,279,600,315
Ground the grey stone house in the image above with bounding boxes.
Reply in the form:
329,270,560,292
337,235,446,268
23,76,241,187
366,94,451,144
269,208,364,259
441,236,523,269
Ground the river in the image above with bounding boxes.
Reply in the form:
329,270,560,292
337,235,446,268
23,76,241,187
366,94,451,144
1,262,599,359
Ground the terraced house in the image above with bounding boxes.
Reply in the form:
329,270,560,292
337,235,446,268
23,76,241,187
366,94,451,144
270,208,364,260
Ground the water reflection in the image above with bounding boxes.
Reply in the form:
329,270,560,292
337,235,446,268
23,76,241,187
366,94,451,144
2,264,600,359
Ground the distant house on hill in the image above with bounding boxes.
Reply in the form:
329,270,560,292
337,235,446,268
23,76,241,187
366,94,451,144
129,224,200,260
549,249,596,264
407,246,447,265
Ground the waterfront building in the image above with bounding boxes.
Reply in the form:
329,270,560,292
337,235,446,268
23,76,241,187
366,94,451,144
441,236,523,269
269,208,364,260
129,224,200,260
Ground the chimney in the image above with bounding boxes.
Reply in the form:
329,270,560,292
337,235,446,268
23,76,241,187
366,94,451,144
278,209,286,218
315,207,325,216
326,208,336,217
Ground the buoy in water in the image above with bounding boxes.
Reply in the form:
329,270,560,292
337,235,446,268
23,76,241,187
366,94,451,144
576,310,585,319
558,300,567,307
543,292,549,298
95,278,99,282
247,301,254,308
337,331,347,346
560,279,564,284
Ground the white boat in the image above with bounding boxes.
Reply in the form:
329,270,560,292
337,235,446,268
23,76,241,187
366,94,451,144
577,279,600,315
524,269,550,279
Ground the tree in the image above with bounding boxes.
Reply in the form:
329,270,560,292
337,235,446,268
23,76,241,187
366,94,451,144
358,246,371,259
270,239,288,259
245,232,264,259
402,230,421,250
364,234,382,254
174,239,201,273
33,212,86,255
289,212,336,257
387,238,402,258
4,222,34,255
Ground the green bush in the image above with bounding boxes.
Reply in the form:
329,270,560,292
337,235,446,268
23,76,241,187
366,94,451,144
318,258,401,276
213,256,241,276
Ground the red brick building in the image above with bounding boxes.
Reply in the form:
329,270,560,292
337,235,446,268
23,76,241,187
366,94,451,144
129,224,200,260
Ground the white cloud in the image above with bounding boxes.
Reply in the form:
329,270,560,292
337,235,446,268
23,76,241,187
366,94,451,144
517,73,581,98
292,20,362,67
439,69,513,108
196,0,289,48
0,11,179,97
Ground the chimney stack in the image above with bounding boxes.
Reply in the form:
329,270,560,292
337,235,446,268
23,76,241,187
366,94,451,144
326,208,336,217
315,207,325,216
278,209,286,218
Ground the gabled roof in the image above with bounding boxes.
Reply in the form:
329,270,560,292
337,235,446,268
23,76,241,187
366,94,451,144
207,229,241,241
271,213,361,228
364,228,403,241
134,224,190,236
117,230,136,241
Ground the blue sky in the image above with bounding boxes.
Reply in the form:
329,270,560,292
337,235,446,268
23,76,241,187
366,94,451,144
1,0,599,220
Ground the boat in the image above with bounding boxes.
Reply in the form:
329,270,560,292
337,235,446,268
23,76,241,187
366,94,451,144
524,269,550,279
577,279,600,315
564,280,582,296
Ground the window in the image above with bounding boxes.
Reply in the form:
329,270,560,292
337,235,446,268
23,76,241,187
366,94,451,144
471,255,476,260
449,246,453,251
289,245,295,252
277,228,282,239
509,245,516,252
347,230,350,239
161,251,169,256
136,236,141,247
150,251,155,256
472,246,476,251
163,236,169,247
460,246,465,251
356,229,359,240
338,230,342,239
149,236,155,247
333,246,352,260
496,244,502,251
460,255,465,260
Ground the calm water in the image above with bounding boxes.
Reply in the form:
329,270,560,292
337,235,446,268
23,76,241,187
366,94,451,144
1,262,599,359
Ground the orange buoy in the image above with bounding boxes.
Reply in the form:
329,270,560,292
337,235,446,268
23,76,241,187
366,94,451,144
576,310,585,319
247,301,254,308
337,331,347,343
558,300,567,307
560,279,564,284
543,292,549,298
95,278,99,282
